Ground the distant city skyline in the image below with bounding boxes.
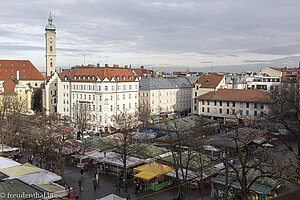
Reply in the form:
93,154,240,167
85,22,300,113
1,0,300,72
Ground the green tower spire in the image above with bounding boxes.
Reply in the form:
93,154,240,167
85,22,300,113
45,12,56,32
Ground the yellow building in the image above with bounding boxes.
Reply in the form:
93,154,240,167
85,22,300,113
0,79,33,114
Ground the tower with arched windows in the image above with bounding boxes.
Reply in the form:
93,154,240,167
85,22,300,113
45,13,56,77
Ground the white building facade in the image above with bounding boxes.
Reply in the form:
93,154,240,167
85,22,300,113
47,66,139,132
196,89,271,121
139,77,193,114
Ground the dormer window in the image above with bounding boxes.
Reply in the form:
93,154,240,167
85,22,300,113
88,76,90,80
83,76,86,80
74,76,77,80
92,76,95,80
78,76,81,80
122,76,126,80
116,76,120,80
64,76,68,81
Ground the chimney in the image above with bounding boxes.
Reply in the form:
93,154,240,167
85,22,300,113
113,64,117,68
17,70,19,80
97,63,100,67
105,64,109,67
124,65,128,68
141,66,144,69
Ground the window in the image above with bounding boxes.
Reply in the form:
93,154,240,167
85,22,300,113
89,95,91,100
98,86,101,91
123,94,125,100
254,111,257,116
219,108,222,113
105,86,108,91
246,102,249,108
117,95,119,100
240,102,243,108
246,110,249,116
207,108,210,112
50,46,52,51
135,103,137,108
227,101,230,106
123,104,125,110
129,103,131,109
194,99,197,104
260,112,264,117
99,95,102,101
110,95,113,101
239,110,243,115
117,105,120,110
123,85,126,90
202,100,204,105
220,101,222,106
129,85,132,90
93,105,95,111
202,107,204,112
232,102,235,107
112,86,114,91
254,103,257,109
260,104,264,109
232,109,235,114
99,105,102,112
93,95,95,100
207,101,210,105
214,101,217,106
111,105,113,111
227,109,229,114
129,94,131,99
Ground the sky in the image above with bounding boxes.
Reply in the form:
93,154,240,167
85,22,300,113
1,0,300,72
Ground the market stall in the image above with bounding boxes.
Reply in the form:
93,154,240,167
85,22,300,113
133,161,173,191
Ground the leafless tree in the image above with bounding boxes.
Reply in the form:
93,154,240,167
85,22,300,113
103,110,143,184
72,101,90,139
137,103,152,131
267,83,300,170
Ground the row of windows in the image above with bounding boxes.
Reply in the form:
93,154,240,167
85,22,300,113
201,107,264,116
72,84,138,91
201,100,264,109
141,90,191,97
73,75,134,81
71,93,138,101
68,102,138,113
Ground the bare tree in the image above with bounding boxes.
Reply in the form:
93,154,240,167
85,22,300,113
103,110,142,184
72,101,90,139
137,103,152,131
212,120,285,200
267,83,300,170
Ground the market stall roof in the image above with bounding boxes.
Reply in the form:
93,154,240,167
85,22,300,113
134,161,173,180
0,163,43,177
35,183,68,199
129,144,170,160
212,175,273,195
0,157,21,169
100,194,125,200
91,151,145,168
0,178,44,197
0,144,20,153
17,170,61,185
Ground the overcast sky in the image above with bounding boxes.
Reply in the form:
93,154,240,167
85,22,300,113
1,0,300,72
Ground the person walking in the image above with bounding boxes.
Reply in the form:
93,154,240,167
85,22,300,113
96,166,100,175
95,173,99,184
124,182,128,193
78,179,83,191
93,178,97,191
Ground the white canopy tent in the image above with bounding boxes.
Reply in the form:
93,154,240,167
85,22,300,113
100,194,125,200
17,170,61,185
0,157,21,169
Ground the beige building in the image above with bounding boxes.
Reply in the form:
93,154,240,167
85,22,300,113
139,77,193,114
192,76,226,114
258,66,283,77
196,89,271,121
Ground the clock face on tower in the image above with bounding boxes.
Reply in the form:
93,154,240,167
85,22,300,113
49,36,53,41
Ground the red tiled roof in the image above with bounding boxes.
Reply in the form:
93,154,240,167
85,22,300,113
66,67,137,82
2,79,16,94
0,60,44,81
196,89,272,103
133,68,152,77
196,75,224,88
60,69,74,80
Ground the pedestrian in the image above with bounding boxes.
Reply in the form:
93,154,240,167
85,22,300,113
93,178,97,191
115,182,120,193
135,182,138,194
95,173,99,184
96,166,100,175
78,179,83,191
126,195,130,200
124,182,128,193
80,168,84,176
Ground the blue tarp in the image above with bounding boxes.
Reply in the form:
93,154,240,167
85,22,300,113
152,115,162,120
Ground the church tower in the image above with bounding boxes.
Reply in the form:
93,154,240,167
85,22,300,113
45,13,56,77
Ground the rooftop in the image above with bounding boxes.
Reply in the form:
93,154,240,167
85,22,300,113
196,89,272,103
196,75,224,88
139,77,193,90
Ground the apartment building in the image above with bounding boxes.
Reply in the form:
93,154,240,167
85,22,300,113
139,77,193,114
192,76,225,114
196,89,271,121
46,66,139,132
